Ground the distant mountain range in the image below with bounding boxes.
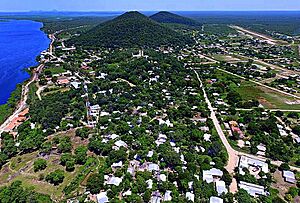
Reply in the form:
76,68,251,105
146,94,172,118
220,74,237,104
150,11,202,27
68,11,194,48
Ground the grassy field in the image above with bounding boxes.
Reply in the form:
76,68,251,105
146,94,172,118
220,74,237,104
212,54,243,63
235,81,300,110
44,66,66,75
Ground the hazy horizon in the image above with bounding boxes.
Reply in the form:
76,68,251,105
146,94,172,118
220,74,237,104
1,0,300,12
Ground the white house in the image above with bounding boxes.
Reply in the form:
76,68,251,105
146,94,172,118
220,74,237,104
283,170,296,184
239,181,267,197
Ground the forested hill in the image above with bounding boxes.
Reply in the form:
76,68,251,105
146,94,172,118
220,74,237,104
67,11,193,48
150,11,202,27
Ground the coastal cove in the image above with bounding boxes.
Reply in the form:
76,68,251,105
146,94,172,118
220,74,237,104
0,19,50,105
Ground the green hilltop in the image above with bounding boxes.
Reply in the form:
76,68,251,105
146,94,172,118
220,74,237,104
68,11,193,48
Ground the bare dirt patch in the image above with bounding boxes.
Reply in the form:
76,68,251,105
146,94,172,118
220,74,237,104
272,170,296,199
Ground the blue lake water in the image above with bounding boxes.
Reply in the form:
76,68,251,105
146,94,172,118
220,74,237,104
0,20,50,105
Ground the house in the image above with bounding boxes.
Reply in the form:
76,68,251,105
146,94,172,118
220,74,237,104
204,134,212,142
186,192,195,202
114,140,128,149
210,197,223,203
283,170,296,184
215,181,228,195
229,121,244,138
163,190,172,201
146,179,153,189
121,190,131,197
158,174,167,182
203,168,223,183
239,181,267,197
150,191,162,203
147,150,154,157
148,163,160,172
238,156,269,176
105,176,123,186
155,134,167,146
96,192,109,203
111,161,123,168
57,77,70,85
70,81,81,89
256,143,266,156
200,126,210,132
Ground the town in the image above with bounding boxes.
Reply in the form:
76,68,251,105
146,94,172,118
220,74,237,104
0,10,300,203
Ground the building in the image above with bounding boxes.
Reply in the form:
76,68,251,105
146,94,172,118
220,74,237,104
256,143,266,156
238,156,269,176
96,192,109,203
283,170,296,184
215,181,228,195
163,190,172,201
239,181,267,197
210,196,223,203
186,192,195,202
105,176,123,186
203,168,223,183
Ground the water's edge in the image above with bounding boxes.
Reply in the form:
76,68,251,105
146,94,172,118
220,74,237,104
0,19,51,106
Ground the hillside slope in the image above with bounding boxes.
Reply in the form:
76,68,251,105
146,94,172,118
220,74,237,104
150,11,202,27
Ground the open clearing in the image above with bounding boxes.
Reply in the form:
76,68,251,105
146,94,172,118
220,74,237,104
235,81,300,110
212,54,243,63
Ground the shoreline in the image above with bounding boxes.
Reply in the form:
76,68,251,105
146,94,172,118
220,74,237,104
0,21,53,126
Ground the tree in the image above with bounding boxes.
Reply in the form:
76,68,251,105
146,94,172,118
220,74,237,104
222,169,232,185
75,127,89,140
292,125,300,136
46,169,65,185
34,159,47,172
60,153,73,166
57,137,72,153
66,160,75,172
288,187,299,198
143,190,151,202
279,163,290,171
285,194,293,202
235,189,254,203
0,181,52,203
86,173,104,194
75,146,88,165
40,142,52,154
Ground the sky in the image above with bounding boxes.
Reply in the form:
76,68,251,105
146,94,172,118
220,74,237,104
1,0,300,12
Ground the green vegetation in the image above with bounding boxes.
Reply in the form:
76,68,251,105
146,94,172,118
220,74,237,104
0,181,52,203
44,66,66,75
150,11,202,27
203,24,238,36
33,159,47,172
29,90,84,129
63,157,99,196
236,81,300,110
0,84,22,125
68,11,193,48
46,169,65,185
